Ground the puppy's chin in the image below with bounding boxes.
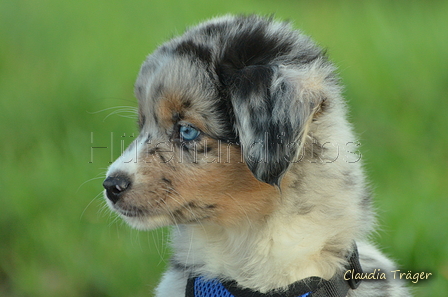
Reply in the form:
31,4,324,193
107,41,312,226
105,198,172,230
120,214,173,231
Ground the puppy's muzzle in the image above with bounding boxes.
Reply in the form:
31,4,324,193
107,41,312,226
103,174,131,204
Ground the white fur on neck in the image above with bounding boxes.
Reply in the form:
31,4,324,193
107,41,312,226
171,182,364,292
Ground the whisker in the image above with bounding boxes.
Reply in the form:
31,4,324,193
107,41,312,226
80,190,104,220
77,175,106,193
87,106,138,121
150,230,165,264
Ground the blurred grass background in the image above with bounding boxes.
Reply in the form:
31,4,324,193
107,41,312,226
1,0,447,296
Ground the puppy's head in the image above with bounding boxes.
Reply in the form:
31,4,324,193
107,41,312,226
103,15,339,229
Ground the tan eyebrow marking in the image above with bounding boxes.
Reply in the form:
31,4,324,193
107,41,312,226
156,91,210,134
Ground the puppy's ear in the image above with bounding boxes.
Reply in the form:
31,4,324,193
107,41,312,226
223,61,333,186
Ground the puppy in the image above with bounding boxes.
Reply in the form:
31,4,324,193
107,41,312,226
103,15,410,296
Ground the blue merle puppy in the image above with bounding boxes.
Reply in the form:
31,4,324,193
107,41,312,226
103,15,410,297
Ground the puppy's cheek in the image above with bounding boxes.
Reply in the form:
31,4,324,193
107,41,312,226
173,161,279,226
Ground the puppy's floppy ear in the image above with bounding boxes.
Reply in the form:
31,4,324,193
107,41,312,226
223,61,333,186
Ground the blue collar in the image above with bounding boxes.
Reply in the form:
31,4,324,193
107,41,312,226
187,276,311,297
185,244,362,297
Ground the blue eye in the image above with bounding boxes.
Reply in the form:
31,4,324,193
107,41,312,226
179,125,200,141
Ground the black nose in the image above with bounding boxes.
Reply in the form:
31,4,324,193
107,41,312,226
103,174,131,204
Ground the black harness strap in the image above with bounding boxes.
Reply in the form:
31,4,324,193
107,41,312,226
186,243,363,297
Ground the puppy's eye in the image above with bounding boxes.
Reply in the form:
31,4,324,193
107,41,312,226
179,125,200,141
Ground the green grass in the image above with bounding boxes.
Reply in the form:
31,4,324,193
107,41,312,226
1,0,447,296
